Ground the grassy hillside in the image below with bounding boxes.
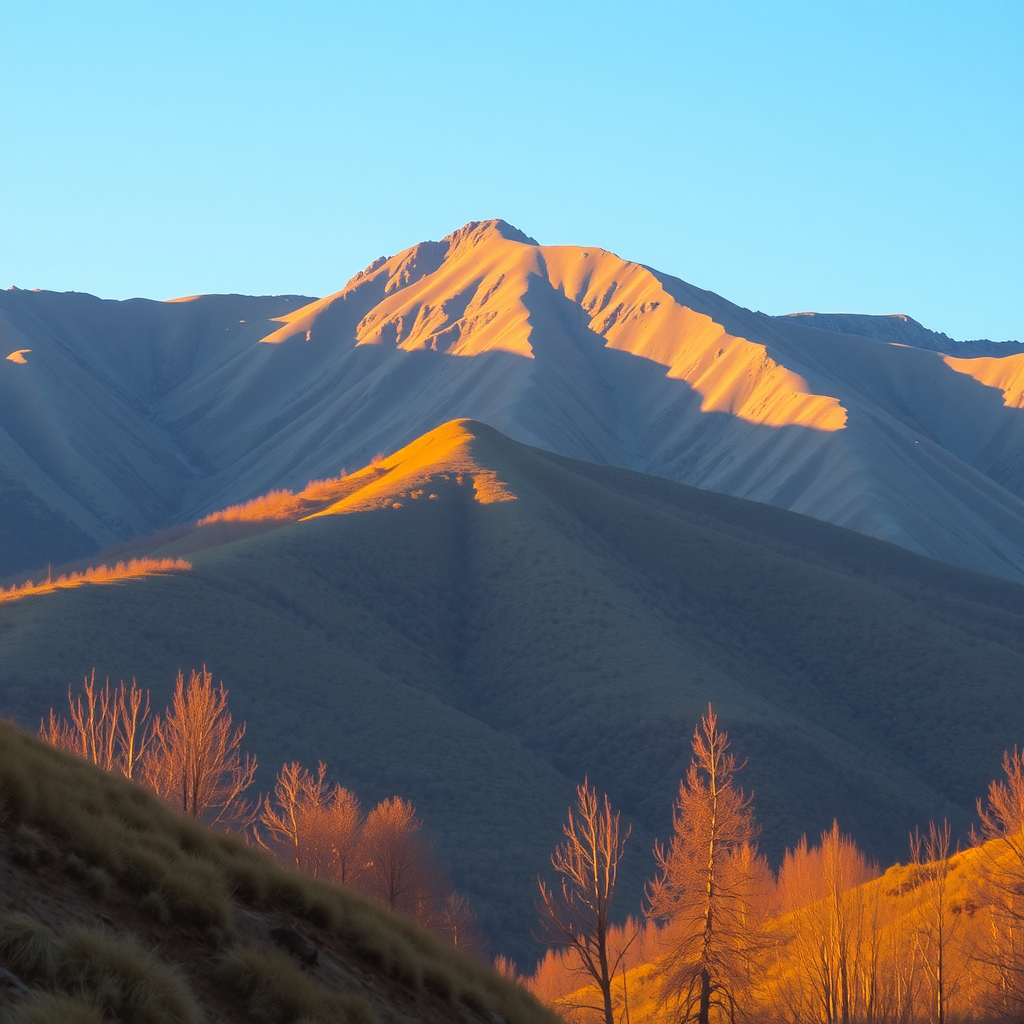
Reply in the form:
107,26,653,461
0,716,557,1024
1,420,1023,963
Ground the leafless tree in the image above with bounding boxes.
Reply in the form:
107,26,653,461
140,666,257,827
537,779,633,1024
910,819,962,1024
775,822,880,1024
258,760,364,881
361,796,443,923
973,747,1024,1018
40,669,151,779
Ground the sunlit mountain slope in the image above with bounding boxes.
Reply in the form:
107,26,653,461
2,221,1023,582
2,421,1023,962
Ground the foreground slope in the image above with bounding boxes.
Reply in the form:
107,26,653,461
3,220,1024,582
0,717,555,1024
2,420,1023,962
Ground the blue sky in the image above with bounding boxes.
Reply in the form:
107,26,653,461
1,1,1021,340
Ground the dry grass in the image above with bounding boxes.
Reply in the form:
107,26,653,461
0,914,62,982
197,471,354,525
219,943,378,1024
0,914,201,1023
0,558,191,605
8,992,106,1024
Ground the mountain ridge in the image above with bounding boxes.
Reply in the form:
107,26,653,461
2,220,1023,584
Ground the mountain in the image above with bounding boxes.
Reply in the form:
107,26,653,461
3,420,1023,962
0,290,315,576
3,220,1024,583
0,715,553,1024
776,310,1023,356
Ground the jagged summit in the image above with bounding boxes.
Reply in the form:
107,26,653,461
442,219,539,248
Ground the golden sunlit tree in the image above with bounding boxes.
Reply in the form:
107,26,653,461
774,822,880,1024
536,779,633,1024
40,669,151,779
973,747,1024,1019
646,705,767,1024
258,760,364,881
359,796,482,949
361,796,443,924
323,786,365,886
140,666,257,827
910,819,962,1024
257,765,480,950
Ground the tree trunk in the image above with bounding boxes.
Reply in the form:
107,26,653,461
698,966,711,1024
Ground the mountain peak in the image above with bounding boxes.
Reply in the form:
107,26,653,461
442,220,538,250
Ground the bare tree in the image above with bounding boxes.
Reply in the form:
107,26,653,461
361,796,440,921
258,760,364,881
40,670,151,779
973,747,1024,1018
437,890,485,956
537,778,633,1024
775,822,879,1024
646,705,764,1024
910,820,962,1024
324,785,365,886
140,667,256,827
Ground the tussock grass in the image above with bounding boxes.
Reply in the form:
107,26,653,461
219,944,378,1024
12,825,54,868
8,992,105,1024
0,915,200,1024
197,469,358,526
0,913,62,981
58,925,200,1024
83,865,113,897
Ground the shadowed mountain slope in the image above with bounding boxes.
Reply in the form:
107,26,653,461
3,220,1024,582
2,420,1023,962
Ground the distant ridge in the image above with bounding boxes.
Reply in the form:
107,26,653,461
777,310,1023,355
2,221,1024,583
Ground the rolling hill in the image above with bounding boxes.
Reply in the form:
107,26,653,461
3,219,1023,583
2,420,1023,963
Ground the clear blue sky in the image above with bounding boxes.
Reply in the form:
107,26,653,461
2,1,1021,340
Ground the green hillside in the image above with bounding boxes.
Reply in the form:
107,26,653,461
2,420,1023,963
